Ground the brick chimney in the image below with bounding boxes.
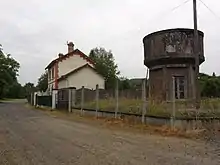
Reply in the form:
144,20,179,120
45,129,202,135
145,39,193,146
67,42,74,53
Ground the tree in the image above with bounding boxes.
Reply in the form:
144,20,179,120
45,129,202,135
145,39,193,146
199,72,220,98
23,82,36,97
0,45,20,98
89,47,120,89
37,71,48,92
5,82,25,98
118,77,132,90
201,78,220,97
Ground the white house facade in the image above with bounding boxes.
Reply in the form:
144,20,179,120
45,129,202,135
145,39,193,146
45,42,105,92
58,64,105,89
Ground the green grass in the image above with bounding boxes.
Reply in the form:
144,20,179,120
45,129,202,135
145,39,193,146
83,98,142,114
82,98,220,118
0,98,27,103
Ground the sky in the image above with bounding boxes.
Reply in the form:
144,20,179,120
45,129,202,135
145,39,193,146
1,0,220,85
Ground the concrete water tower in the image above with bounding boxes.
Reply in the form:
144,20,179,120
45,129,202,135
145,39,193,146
143,28,205,101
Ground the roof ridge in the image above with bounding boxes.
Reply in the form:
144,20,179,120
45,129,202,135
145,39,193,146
58,63,103,81
45,49,94,69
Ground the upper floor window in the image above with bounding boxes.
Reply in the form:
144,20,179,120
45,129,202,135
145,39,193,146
52,68,55,79
48,70,51,80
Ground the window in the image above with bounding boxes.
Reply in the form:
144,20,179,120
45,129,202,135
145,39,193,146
174,76,185,99
48,70,51,80
52,68,54,79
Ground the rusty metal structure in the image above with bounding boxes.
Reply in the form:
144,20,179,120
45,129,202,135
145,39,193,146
143,28,205,102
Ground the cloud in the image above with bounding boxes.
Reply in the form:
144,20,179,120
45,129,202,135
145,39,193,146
1,0,220,85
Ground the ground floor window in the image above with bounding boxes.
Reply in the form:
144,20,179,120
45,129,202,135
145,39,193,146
174,76,185,99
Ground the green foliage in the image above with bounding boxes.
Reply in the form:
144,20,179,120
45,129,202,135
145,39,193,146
0,45,20,98
118,77,132,90
128,78,144,89
200,72,220,97
89,47,120,89
4,82,25,98
37,71,48,92
23,82,36,97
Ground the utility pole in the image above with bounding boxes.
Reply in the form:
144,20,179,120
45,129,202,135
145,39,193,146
193,0,200,109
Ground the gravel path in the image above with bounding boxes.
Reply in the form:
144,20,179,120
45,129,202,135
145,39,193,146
0,101,219,165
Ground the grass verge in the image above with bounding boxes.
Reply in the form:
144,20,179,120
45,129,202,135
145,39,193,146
26,104,206,140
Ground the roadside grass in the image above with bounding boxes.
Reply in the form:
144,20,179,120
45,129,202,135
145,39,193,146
26,104,206,139
82,98,220,118
25,98,220,139
102,117,205,139
0,98,26,103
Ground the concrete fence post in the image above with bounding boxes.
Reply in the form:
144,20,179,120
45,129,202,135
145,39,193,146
171,76,176,129
68,88,72,113
33,92,37,107
30,93,33,106
81,86,85,115
95,84,99,118
31,92,35,106
142,79,146,124
52,89,58,110
72,88,76,108
115,79,119,118
142,69,148,124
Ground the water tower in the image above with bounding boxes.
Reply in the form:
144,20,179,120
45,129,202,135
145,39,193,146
143,28,205,101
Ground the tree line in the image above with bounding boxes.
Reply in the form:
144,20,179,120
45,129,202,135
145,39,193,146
1,44,220,99
0,45,39,99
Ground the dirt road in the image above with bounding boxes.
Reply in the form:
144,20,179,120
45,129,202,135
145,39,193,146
0,101,219,165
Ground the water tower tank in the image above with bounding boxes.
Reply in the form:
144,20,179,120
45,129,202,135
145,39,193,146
143,28,205,101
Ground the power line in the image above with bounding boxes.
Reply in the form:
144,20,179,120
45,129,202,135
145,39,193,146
99,0,193,40
150,0,191,22
137,0,192,33
198,0,220,21
170,0,192,13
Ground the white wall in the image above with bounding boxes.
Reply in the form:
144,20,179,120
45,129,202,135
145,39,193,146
48,67,55,83
58,67,105,89
58,80,67,89
48,81,55,92
58,55,94,77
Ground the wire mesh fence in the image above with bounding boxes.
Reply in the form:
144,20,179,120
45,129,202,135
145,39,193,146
71,82,220,122
73,84,143,116
29,81,220,129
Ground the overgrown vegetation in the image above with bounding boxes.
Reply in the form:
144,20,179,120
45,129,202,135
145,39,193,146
82,98,220,118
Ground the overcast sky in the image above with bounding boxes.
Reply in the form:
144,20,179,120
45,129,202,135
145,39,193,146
1,0,220,85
